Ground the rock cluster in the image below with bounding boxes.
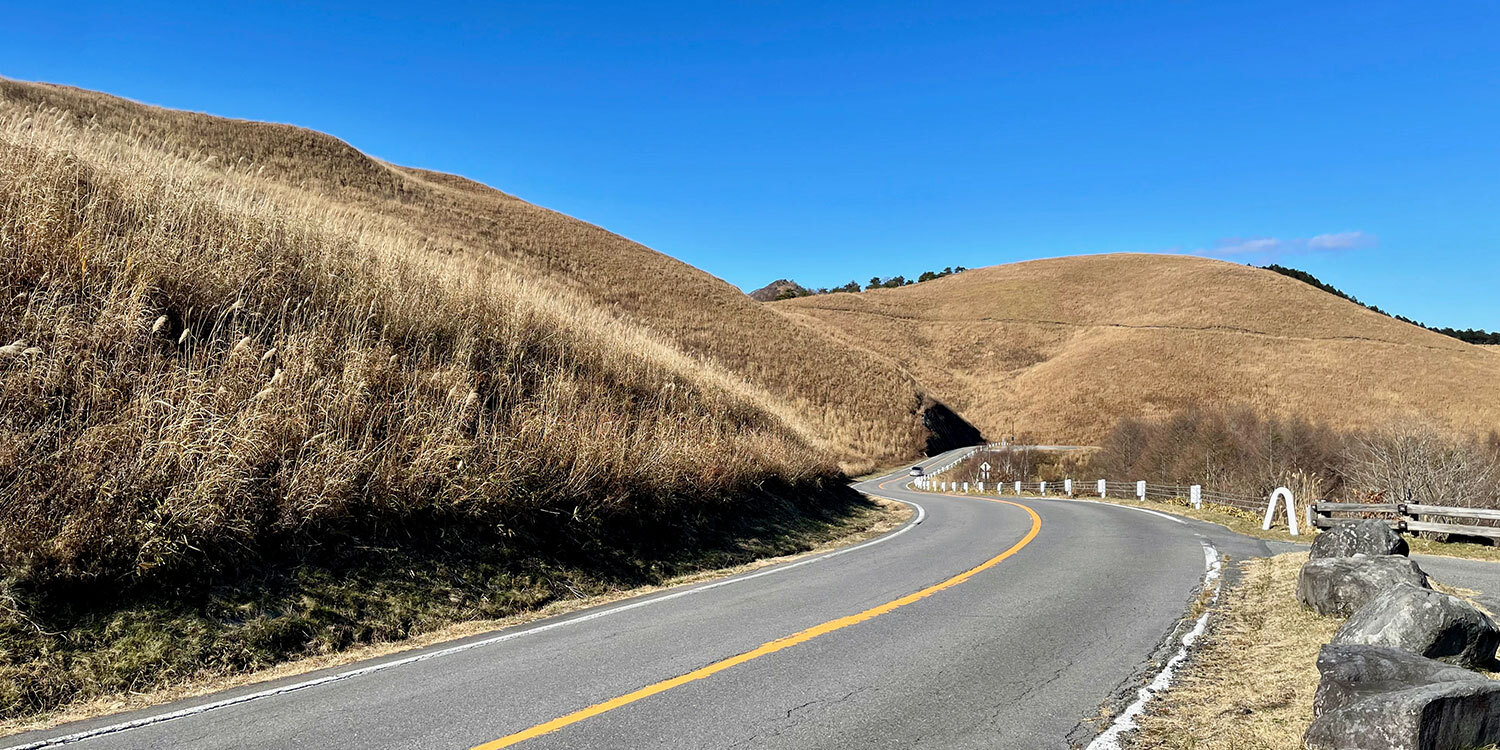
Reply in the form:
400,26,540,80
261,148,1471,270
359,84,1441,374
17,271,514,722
1298,520,1500,750
1305,644,1500,750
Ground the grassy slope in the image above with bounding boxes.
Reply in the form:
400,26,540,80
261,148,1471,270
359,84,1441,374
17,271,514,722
776,253,1500,444
0,81,938,471
0,79,923,721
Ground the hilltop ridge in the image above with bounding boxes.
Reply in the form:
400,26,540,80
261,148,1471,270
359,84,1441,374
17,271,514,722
775,253,1500,444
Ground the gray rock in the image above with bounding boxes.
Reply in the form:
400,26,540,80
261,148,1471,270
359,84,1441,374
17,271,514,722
1305,680,1500,750
1311,519,1409,559
1310,644,1485,717
1298,554,1429,616
1332,582,1500,669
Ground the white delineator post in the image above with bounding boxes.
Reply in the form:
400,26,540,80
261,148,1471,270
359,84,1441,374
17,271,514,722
1190,485,1202,509
1136,480,1146,501
1040,481,1047,496
1098,479,1106,497
963,482,970,493
977,482,984,493
1064,479,1073,497
1014,481,1021,495
1263,487,1299,536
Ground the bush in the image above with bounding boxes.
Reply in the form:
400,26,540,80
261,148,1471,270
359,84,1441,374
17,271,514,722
1085,406,1344,500
1342,424,1499,507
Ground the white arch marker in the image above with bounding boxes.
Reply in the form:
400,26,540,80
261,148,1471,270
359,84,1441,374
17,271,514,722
1262,486,1298,536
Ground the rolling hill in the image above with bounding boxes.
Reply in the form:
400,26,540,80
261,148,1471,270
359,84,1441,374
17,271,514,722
0,80,967,475
774,253,1500,444
0,77,974,720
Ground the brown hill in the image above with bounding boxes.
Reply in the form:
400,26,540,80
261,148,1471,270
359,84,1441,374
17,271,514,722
747,279,811,301
0,80,957,476
1,78,996,722
774,253,1500,444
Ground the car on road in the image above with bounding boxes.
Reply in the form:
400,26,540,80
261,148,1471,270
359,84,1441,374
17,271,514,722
909,466,924,476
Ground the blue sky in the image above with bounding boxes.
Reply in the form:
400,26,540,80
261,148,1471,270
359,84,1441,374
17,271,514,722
5,1,1497,329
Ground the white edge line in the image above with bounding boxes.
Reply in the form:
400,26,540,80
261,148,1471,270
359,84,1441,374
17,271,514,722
1068,498,1188,525
1086,541,1224,750
6,483,927,750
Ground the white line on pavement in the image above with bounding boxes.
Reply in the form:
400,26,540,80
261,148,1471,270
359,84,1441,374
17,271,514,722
1086,541,1224,750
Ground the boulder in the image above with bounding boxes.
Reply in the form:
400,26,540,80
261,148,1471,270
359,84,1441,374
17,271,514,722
1298,554,1429,616
1311,519,1409,559
1332,582,1499,669
1310,644,1485,717
1306,680,1500,750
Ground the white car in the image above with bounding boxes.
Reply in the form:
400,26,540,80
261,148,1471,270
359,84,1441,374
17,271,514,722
909,466,924,477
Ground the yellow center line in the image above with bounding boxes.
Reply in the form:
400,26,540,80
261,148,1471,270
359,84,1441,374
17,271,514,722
470,493,1041,749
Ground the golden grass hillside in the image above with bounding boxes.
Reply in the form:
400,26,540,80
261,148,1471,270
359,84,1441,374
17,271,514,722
0,79,930,719
775,253,1500,444
0,80,943,471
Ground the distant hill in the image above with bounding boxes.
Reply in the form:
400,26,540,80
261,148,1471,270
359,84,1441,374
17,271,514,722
775,253,1500,444
748,279,812,301
1261,263,1500,345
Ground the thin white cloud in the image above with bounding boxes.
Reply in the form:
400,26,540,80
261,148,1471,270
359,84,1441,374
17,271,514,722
1306,231,1376,250
1194,231,1377,261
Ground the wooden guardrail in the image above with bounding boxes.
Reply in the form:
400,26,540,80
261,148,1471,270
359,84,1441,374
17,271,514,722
1311,502,1500,541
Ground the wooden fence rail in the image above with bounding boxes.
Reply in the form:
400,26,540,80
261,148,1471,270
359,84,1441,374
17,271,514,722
1311,502,1500,541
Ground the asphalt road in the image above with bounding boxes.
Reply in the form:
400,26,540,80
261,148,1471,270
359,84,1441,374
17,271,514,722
10,447,1278,750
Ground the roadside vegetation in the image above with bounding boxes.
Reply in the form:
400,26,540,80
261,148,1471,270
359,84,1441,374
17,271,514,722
1126,553,1339,749
940,409,1500,559
1084,407,1499,514
947,407,1500,516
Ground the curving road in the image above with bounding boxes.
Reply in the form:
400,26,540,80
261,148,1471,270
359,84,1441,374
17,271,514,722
7,448,1277,750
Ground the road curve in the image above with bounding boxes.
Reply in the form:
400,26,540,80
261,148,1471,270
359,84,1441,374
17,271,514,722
7,448,1273,750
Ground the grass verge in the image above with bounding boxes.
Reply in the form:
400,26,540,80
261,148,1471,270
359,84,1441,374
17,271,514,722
1127,552,1340,749
0,493,909,736
1124,551,1496,749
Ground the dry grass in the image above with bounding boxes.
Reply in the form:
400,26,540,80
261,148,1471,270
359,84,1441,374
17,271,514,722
1128,553,1340,749
1128,552,1500,749
777,254,1500,445
0,80,940,473
0,78,939,721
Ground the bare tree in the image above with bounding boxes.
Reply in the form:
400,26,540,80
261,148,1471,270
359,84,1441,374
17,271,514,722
1342,423,1499,508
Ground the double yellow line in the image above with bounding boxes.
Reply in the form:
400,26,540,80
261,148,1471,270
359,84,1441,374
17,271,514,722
471,491,1041,749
